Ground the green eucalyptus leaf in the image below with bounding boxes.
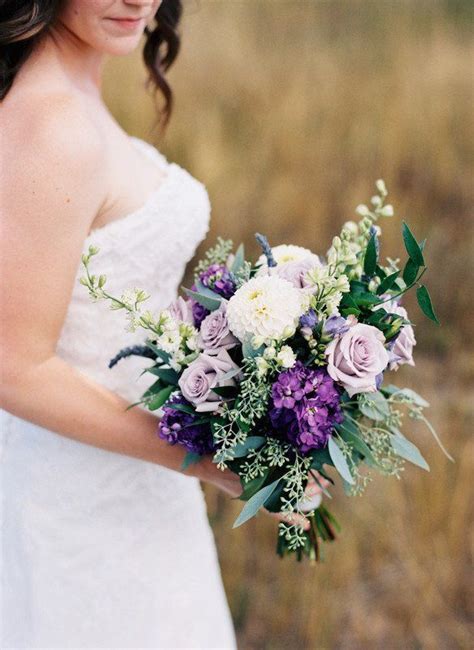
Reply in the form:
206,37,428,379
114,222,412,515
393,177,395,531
231,436,266,458
231,243,245,274
402,222,425,266
183,287,221,311
417,285,440,325
391,434,430,471
358,391,390,421
328,437,354,485
233,478,281,528
335,422,376,465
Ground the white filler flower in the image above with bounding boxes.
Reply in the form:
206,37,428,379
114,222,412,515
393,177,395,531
226,275,305,343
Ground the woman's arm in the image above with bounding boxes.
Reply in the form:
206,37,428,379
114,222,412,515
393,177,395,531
0,97,240,496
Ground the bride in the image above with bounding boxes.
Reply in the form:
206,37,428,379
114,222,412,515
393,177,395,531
0,1,242,647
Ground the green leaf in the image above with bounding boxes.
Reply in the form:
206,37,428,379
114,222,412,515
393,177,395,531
391,434,430,471
195,281,223,301
147,385,175,411
359,391,390,421
231,243,245,274
212,385,238,398
387,387,430,408
147,366,179,386
402,221,425,266
328,437,354,485
335,422,376,466
145,341,171,364
377,271,400,295
167,401,196,415
364,233,378,276
352,292,382,307
233,478,281,528
238,470,270,501
231,436,266,458
183,287,221,311
417,285,440,325
181,451,202,471
403,258,419,286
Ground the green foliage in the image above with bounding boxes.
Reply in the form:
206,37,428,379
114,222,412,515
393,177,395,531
417,285,440,324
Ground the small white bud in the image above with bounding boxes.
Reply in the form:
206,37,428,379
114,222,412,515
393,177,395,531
381,204,394,217
371,195,382,207
276,345,296,368
376,179,387,196
263,346,277,360
251,335,265,349
342,220,359,235
282,325,296,339
355,204,370,217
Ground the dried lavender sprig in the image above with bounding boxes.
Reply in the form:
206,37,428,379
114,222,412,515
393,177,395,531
108,345,156,369
255,233,277,268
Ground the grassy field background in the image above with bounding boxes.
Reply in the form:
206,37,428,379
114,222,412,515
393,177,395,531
103,2,473,648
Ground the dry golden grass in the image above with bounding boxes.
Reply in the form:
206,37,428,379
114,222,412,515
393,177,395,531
103,2,473,647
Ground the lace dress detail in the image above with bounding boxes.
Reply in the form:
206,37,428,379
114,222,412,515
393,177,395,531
0,137,237,649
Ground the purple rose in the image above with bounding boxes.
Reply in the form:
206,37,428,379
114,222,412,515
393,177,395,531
197,304,238,352
325,323,390,397
168,296,194,324
178,349,240,412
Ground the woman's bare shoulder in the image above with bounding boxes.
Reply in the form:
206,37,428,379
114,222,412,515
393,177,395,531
1,88,105,172
1,90,107,231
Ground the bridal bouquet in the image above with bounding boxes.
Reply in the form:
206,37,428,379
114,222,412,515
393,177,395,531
81,180,450,560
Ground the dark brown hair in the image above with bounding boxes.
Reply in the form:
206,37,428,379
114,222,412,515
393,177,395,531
0,0,183,129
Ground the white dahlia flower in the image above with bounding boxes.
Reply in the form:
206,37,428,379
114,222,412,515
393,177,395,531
257,244,320,268
226,275,305,343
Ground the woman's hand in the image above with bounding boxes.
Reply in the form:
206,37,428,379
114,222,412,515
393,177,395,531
193,454,329,530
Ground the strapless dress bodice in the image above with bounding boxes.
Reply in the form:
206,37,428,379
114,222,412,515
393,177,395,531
56,136,210,402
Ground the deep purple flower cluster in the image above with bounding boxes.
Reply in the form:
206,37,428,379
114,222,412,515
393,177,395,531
191,264,236,327
269,361,343,454
199,264,236,299
158,394,215,455
191,298,210,328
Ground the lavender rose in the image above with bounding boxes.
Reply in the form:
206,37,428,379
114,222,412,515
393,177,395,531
376,301,417,371
168,296,194,324
178,349,240,412
197,304,238,352
274,257,321,289
325,323,390,397
388,306,416,370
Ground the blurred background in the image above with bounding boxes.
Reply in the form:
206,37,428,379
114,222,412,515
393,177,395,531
103,1,473,647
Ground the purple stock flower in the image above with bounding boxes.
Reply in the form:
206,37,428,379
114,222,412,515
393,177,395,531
158,394,215,455
269,361,343,454
198,264,236,299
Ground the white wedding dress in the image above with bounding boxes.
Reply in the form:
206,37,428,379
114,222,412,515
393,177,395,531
0,137,237,649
